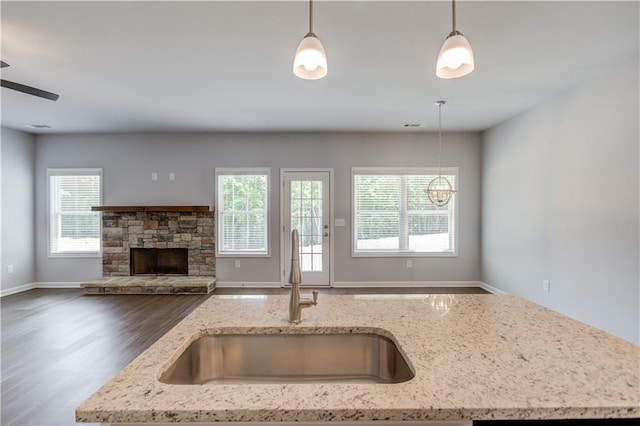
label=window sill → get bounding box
[351,251,458,258]
[48,253,102,259]
[216,253,271,258]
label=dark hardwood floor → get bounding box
[1,289,213,426]
[1,286,487,426]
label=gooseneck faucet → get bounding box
[288,229,318,324]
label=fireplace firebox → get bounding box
[130,248,188,276]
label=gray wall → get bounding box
[481,60,640,343]
[1,127,36,291]
[34,132,482,284]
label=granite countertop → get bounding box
[76,294,640,423]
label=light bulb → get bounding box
[442,49,466,70]
[303,61,318,72]
[300,50,323,71]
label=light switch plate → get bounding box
[335,218,346,227]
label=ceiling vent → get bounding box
[28,124,52,129]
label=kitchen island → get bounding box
[76,294,639,424]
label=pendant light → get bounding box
[293,0,328,80]
[436,0,475,79]
[425,101,457,206]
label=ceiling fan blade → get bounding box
[1,79,59,101]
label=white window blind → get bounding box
[48,169,102,257]
[352,168,456,256]
[216,168,270,256]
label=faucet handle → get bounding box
[312,290,319,304]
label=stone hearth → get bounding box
[82,276,216,295]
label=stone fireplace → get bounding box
[100,207,215,277]
[81,206,216,295]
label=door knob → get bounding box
[323,224,328,229]
[324,232,329,237]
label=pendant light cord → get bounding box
[452,0,457,33]
[438,105,442,176]
[309,0,314,34]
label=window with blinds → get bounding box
[216,168,270,256]
[48,169,102,257]
[352,167,457,256]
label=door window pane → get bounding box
[291,179,323,272]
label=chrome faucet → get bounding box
[288,229,318,324]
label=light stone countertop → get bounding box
[76,294,640,423]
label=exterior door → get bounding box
[282,170,331,286]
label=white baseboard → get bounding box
[0,282,36,297]
[0,282,84,297]
[215,281,283,288]
[34,282,83,289]
[332,281,484,288]
[477,281,507,295]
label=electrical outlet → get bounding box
[151,172,158,181]
[234,260,241,269]
[169,172,175,181]
[7,265,14,274]
[406,260,412,268]
[543,280,550,292]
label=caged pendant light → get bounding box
[293,0,328,80]
[425,101,457,207]
[436,0,475,79]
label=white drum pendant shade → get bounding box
[293,34,328,80]
[436,33,474,79]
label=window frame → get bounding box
[215,167,271,258]
[47,168,103,258]
[351,167,458,258]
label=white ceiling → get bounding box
[1,1,638,134]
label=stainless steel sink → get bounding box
[159,333,414,384]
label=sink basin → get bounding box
[159,332,414,384]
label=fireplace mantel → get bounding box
[92,205,212,212]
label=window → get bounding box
[48,168,102,257]
[352,167,457,256]
[216,168,270,256]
